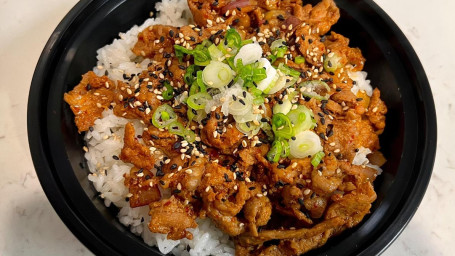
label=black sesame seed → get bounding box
[224,173,232,182]
[232,95,237,101]
[249,186,256,190]
[298,198,305,205]
[239,99,245,105]
[112,155,119,160]
[356,98,363,101]
[261,118,268,122]
[173,141,181,149]
[86,84,92,90]
[277,14,285,21]
[308,39,313,44]
[160,36,165,42]
[125,197,130,202]
[159,180,165,185]
[89,126,94,132]
[277,164,286,169]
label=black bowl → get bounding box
[27,0,437,255]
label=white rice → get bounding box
[349,71,373,97]
[85,0,234,255]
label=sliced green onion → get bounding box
[237,61,267,87]
[311,151,325,168]
[162,81,174,100]
[272,113,295,139]
[253,96,265,105]
[323,53,342,73]
[225,29,242,49]
[174,45,193,62]
[196,71,207,92]
[174,45,211,66]
[208,44,224,61]
[260,121,274,140]
[228,89,253,116]
[295,56,305,65]
[270,39,288,59]
[236,121,261,136]
[267,140,283,163]
[299,80,331,100]
[167,121,195,143]
[273,99,292,115]
[192,49,211,66]
[187,108,207,123]
[281,139,290,158]
[287,105,316,133]
[277,63,300,78]
[202,61,233,88]
[289,131,323,159]
[184,130,196,143]
[152,104,177,128]
[184,65,199,85]
[234,43,263,66]
[187,92,212,110]
[256,58,278,93]
[265,74,286,94]
[167,121,186,136]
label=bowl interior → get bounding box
[31,0,435,255]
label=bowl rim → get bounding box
[27,0,437,255]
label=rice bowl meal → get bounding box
[63,0,388,255]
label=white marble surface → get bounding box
[0,0,453,255]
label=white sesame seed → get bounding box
[205,186,211,192]
[304,189,311,195]
[177,183,182,190]
[334,149,341,153]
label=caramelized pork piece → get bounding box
[63,71,115,132]
[304,0,340,35]
[120,122,157,170]
[244,196,272,235]
[132,25,176,58]
[149,196,197,240]
[326,110,379,162]
[200,110,244,154]
[324,32,365,71]
[366,88,387,133]
[124,167,161,208]
[142,125,180,157]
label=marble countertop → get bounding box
[0,0,453,255]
